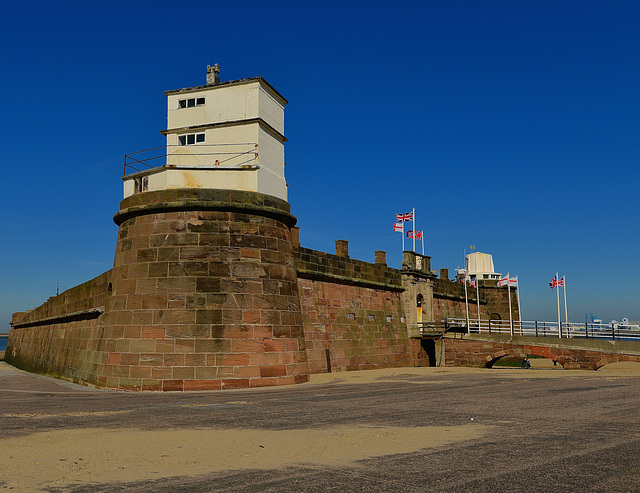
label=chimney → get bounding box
[291,226,300,247]
[440,268,449,280]
[374,251,387,266]
[335,240,349,258]
[206,64,221,85]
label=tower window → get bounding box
[178,133,205,145]
[134,176,148,194]
[178,97,205,108]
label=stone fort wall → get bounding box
[7,248,430,389]
[432,274,519,323]
[296,245,428,373]
[8,272,110,384]
[7,190,511,390]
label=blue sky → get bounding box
[1,0,639,329]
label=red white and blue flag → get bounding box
[393,222,404,232]
[395,211,414,222]
[407,230,422,239]
[549,276,564,290]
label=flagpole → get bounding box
[556,271,561,338]
[563,275,568,330]
[412,207,416,253]
[464,272,469,333]
[401,222,405,253]
[516,275,522,324]
[421,233,424,256]
[508,272,513,337]
[476,277,480,332]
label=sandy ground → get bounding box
[308,361,640,384]
[0,424,487,490]
[2,362,640,491]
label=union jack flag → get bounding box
[549,276,564,290]
[395,211,414,222]
[406,230,422,239]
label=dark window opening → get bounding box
[178,133,205,146]
[134,176,148,194]
[179,97,205,109]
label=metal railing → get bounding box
[419,318,640,341]
[123,143,259,175]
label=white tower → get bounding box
[123,65,288,201]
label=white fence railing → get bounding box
[420,318,640,341]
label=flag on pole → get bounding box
[406,230,422,239]
[395,211,414,222]
[549,276,564,290]
[469,278,476,288]
[393,223,404,232]
[498,275,509,287]
[508,277,518,287]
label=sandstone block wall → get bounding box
[296,247,428,372]
[7,273,110,382]
[443,337,640,369]
[483,285,520,321]
[8,191,520,390]
[432,279,519,322]
[102,189,309,390]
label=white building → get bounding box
[123,64,289,201]
[464,252,502,282]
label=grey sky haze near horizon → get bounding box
[1,0,639,328]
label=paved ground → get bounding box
[1,362,640,492]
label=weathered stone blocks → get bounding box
[101,188,309,390]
